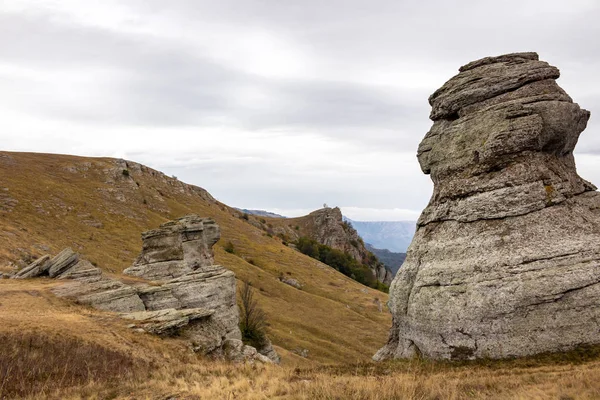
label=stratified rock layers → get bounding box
[375,53,600,361]
[17,215,278,362]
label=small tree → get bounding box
[239,281,267,348]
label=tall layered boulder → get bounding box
[123,216,241,344]
[375,52,600,361]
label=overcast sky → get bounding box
[1,1,599,220]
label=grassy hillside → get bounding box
[0,151,390,365]
[3,151,600,399]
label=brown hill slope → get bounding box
[0,151,390,364]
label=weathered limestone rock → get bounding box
[134,266,241,341]
[223,339,272,364]
[375,52,600,361]
[53,278,146,313]
[123,216,220,280]
[20,215,277,363]
[121,308,214,335]
[47,248,79,278]
[56,259,103,282]
[12,255,51,279]
[13,248,91,280]
[257,336,281,363]
[125,215,277,361]
[279,276,302,290]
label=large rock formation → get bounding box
[15,216,278,363]
[375,52,600,361]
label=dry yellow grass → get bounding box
[3,259,600,399]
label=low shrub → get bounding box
[224,241,235,254]
[238,281,268,349]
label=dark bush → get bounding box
[294,237,380,290]
[239,281,267,349]
[224,241,235,254]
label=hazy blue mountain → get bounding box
[366,243,406,275]
[343,217,416,252]
[235,208,286,218]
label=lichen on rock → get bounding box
[375,52,600,361]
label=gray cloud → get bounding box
[0,10,428,150]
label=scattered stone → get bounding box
[375,52,600,362]
[279,276,302,289]
[223,339,273,364]
[294,348,309,358]
[373,298,383,313]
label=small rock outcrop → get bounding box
[312,207,392,284]
[276,207,393,284]
[13,216,279,363]
[278,275,302,289]
[375,52,600,361]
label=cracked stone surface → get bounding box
[123,215,220,280]
[375,52,600,361]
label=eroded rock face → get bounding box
[375,52,600,361]
[136,265,242,342]
[123,216,220,280]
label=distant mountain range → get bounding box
[365,244,406,275]
[235,208,286,218]
[343,218,416,253]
